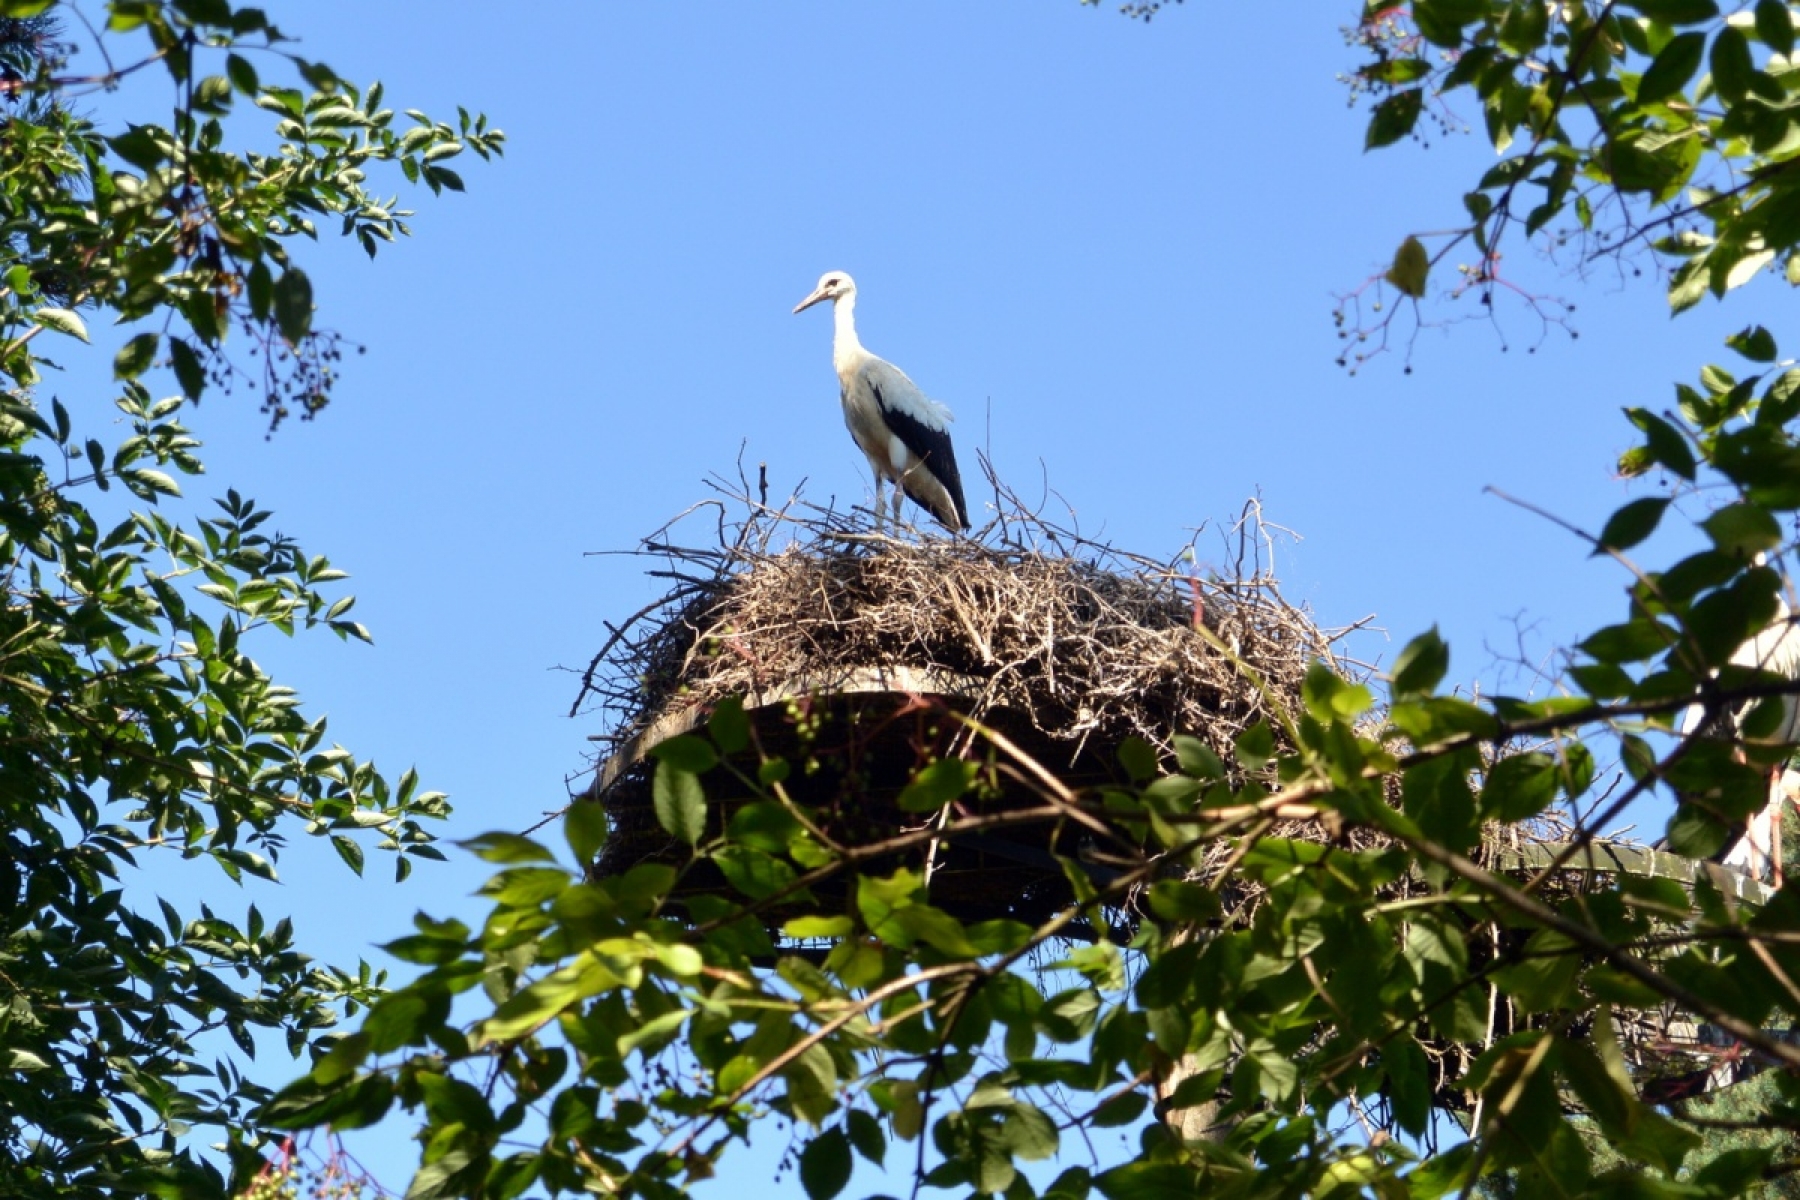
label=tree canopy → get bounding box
[17,1,1800,1198]
[258,4,1800,1199]
[0,2,498,1195]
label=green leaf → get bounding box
[1697,1146,1780,1194]
[709,696,749,755]
[480,955,619,1042]
[1609,128,1703,202]
[1668,257,1710,315]
[1046,1166,1094,1200]
[1482,752,1560,821]
[1390,626,1450,696]
[799,1128,853,1200]
[1702,502,1782,557]
[846,1108,886,1166]
[1385,234,1430,298]
[363,994,433,1054]
[564,799,607,865]
[1365,89,1423,150]
[619,861,676,905]
[1728,325,1780,364]
[998,1100,1060,1158]
[1117,735,1157,782]
[33,307,88,342]
[1581,618,1675,664]
[1495,930,1581,1013]
[653,758,707,845]
[1090,1090,1147,1129]
[1303,660,1373,719]
[1383,1037,1432,1137]
[785,1042,840,1126]
[381,930,469,966]
[226,52,260,95]
[1757,0,1795,54]
[616,1007,694,1058]
[1637,31,1705,105]
[195,74,233,112]
[1147,879,1222,923]
[1596,497,1670,553]
[5,1048,48,1071]
[1235,722,1274,770]
[1635,0,1719,22]
[649,733,717,774]
[1413,0,1489,46]
[1143,772,1201,810]
[1095,1163,1202,1200]
[784,914,853,939]
[330,836,364,876]
[273,268,315,342]
[1711,26,1755,105]
[1172,734,1222,779]
[713,845,796,900]
[264,1074,395,1132]
[113,332,158,379]
[459,832,559,863]
[1626,407,1696,480]
[123,468,180,498]
[168,336,207,400]
[897,758,977,812]
[1403,753,1478,853]
[727,800,802,853]
[1498,0,1548,54]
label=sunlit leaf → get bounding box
[1596,497,1670,554]
[1385,234,1430,298]
[1637,31,1705,104]
[1365,89,1422,150]
[653,759,707,845]
[799,1128,853,1200]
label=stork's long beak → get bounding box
[793,287,829,314]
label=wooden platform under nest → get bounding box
[588,670,1134,932]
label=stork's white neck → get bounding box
[831,294,865,373]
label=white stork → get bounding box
[793,271,970,533]
[1680,561,1800,884]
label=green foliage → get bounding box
[264,462,1800,1199]
[0,3,497,1196]
[1342,0,1800,359]
[253,3,1800,1198]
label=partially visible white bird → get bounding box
[1680,562,1800,883]
[793,271,969,533]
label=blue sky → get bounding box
[69,0,1780,1190]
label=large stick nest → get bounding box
[573,473,1355,776]
[568,469,1366,925]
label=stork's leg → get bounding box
[1776,801,1785,888]
[1755,768,1784,885]
[871,479,886,533]
[890,485,905,531]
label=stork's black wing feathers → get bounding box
[869,380,969,530]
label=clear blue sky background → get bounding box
[66,0,1779,1191]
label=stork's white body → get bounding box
[793,272,969,532]
[1682,577,1800,882]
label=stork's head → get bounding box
[793,271,856,314]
